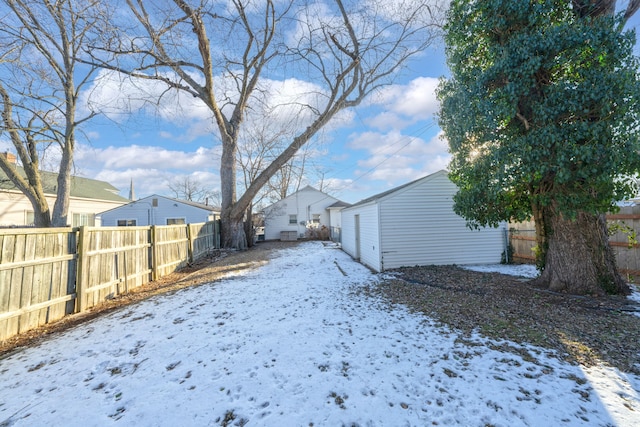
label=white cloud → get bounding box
[75,144,219,171]
[78,70,214,142]
[83,131,100,140]
[368,76,441,130]
[347,129,450,188]
[71,143,222,198]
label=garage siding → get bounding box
[340,202,381,272]
[378,172,505,270]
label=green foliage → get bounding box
[437,0,640,228]
[608,220,638,248]
[530,245,546,271]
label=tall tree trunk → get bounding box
[29,194,52,227]
[52,144,73,227]
[220,136,247,249]
[221,214,247,250]
[244,204,254,248]
[531,208,630,295]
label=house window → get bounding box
[312,214,321,224]
[25,211,34,226]
[166,217,186,225]
[73,213,95,227]
[117,219,137,226]
[289,214,297,224]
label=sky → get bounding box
[0,241,638,426]
[1,1,639,207]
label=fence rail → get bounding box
[1,220,220,341]
[509,205,640,278]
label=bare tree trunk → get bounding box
[244,204,254,248]
[531,208,630,295]
[222,215,247,251]
[52,139,73,227]
[220,134,245,248]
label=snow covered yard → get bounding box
[0,241,638,426]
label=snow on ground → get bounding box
[628,284,640,311]
[464,263,539,279]
[1,242,639,426]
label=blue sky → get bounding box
[2,2,639,208]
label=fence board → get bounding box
[7,233,26,337]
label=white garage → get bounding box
[340,170,507,272]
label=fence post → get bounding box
[151,225,159,281]
[504,226,510,264]
[75,226,89,313]
[216,219,221,249]
[186,223,195,263]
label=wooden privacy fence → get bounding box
[509,205,640,278]
[0,220,220,341]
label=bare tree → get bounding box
[236,114,284,246]
[87,0,444,248]
[0,0,105,226]
[167,175,220,205]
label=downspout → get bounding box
[378,202,384,272]
[503,223,510,264]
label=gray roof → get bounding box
[98,194,221,215]
[0,165,129,203]
[327,200,351,209]
[161,195,220,212]
[348,170,447,208]
[263,185,349,211]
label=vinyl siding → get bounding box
[263,187,339,241]
[378,172,504,270]
[99,196,216,226]
[340,170,505,272]
[340,202,381,272]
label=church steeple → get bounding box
[128,179,136,201]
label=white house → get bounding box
[98,195,220,226]
[340,170,506,272]
[0,152,129,227]
[262,186,349,241]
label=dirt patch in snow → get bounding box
[368,265,640,375]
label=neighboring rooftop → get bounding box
[0,163,129,203]
[327,200,351,209]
